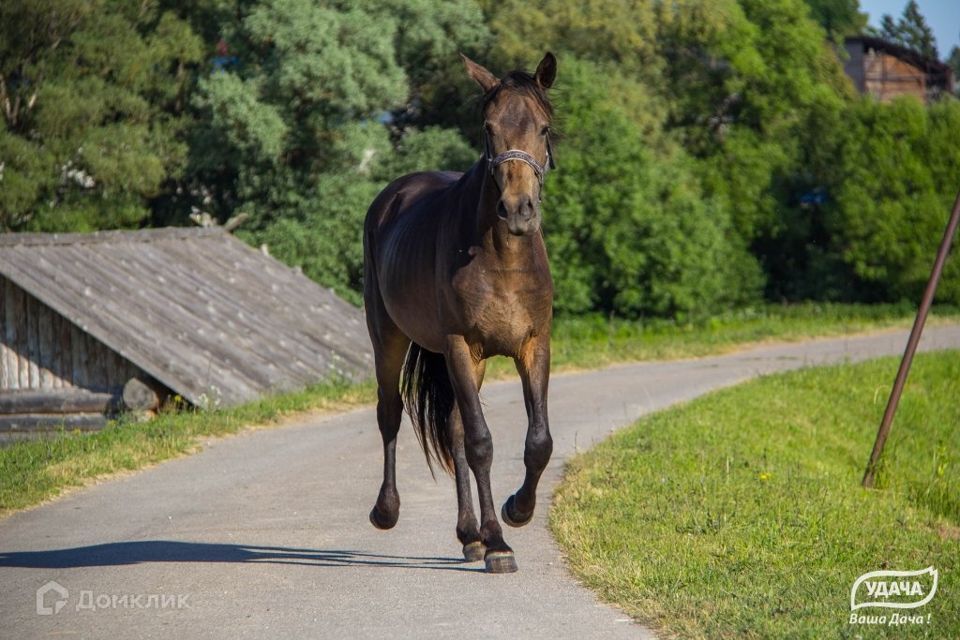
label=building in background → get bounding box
[0,228,372,440]
[844,36,955,103]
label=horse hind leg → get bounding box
[368,325,409,530]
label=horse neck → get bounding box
[463,158,543,270]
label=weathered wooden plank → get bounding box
[124,242,287,388]
[174,240,370,374]
[69,243,262,396]
[4,279,17,389]
[48,311,61,389]
[191,238,372,375]
[0,276,8,389]
[0,390,115,414]
[0,226,222,247]
[10,246,240,403]
[70,322,89,389]
[37,298,58,388]
[85,324,106,391]
[26,293,41,388]
[102,345,117,392]
[0,413,107,432]
[11,281,27,389]
[0,228,371,408]
[57,311,73,388]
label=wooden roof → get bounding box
[0,228,372,407]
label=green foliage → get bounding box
[194,73,288,165]
[875,0,939,60]
[802,0,867,41]
[818,97,960,303]
[3,0,958,319]
[545,58,760,317]
[244,0,408,119]
[0,0,202,231]
[949,47,960,91]
[482,0,659,75]
[175,0,485,299]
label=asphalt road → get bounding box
[2,326,958,640]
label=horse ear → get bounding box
[535,52,557,89]
[460,53,498,93]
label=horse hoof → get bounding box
[462,541,486,562]
[369,506,398,530]
[501,494,533,528]
[484,550,518,574]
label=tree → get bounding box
[947,46,960,94]
[0,1,203,231]
[808,97,960,303]
[542,58,761,318]
[802,0,867,42]
[898,0,938,59]
[877,0,939,59]
[480,0,660,78]
[177,0,488,300]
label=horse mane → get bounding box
[482,70,553,119]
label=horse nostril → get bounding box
[521,197,535,219]
[497,201,508,220]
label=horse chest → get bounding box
[451,264,551,355]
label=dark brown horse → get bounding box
[362,53,557,573]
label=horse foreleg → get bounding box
[502,333,552,528]
[445,337,516,573]
[450,404,483,561]
[451,357,486,561]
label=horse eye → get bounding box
[541,126,550,136]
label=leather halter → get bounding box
[482,129,556,195]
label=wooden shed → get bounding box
[843,36,955,104]
[0,227,372,439]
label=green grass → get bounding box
[0,302,956,518]
[550,351,960,639]
[489,302,958,377]
[0,378,376,516]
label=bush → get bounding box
[544,58,761,318]
[819,97,960,304]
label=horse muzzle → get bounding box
[497,195,541,236]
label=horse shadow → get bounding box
[0,540,483,573]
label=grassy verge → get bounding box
[490,302,958,377]
[0,302,955,518]
[0,379,375,516]
[550,351,960,639]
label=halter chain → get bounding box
[482,129,555,191]
[489,150,546,182]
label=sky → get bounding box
[858,0,960,58]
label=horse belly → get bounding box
[383,297,447,353]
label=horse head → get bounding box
[462,52,557,236]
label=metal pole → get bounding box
[862,188,960,488]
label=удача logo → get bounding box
[850,566,938,610]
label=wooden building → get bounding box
[0,227,372,439]
[844,36,955,104]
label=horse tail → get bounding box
[401,343,456,477]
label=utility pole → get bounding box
[862,188,960,488]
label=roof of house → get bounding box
[0,227,373,407]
